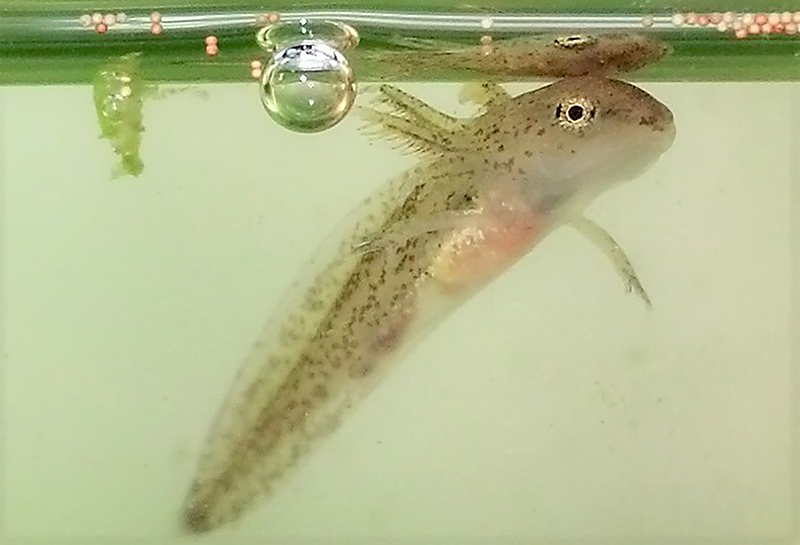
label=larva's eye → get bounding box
[555,97,596,130]
[554,34,597,49]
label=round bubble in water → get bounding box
[259,41,357,133]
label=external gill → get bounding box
[358,84,471,158]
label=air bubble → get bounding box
[257,20,358,133]
[260,41,356,133]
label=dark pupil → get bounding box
[567,105,584,121]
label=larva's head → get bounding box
[535,33,671,77]
[478,77,675,210]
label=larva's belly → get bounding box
[430,209,548,292]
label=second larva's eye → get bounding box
[554,34,597,49]
[556,97,596,130]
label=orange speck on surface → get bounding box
[786,22,798,34]
[748,23,761,34]
[206,44,219,56]
[205,35,218,46]
[735,28,748,38]
[267,12,281,23]
[251,68,263,79]
[755,13,767,24]
[150,11,162,23]
[151,22,163,35]
[95,22,108,34]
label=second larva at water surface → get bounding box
[181,76,675,534]
[366,32,670,79]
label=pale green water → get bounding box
[1,81,798,543]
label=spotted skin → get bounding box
[367,33,671,80]
[181,77,675,534]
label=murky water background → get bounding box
[1,80,798,543]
